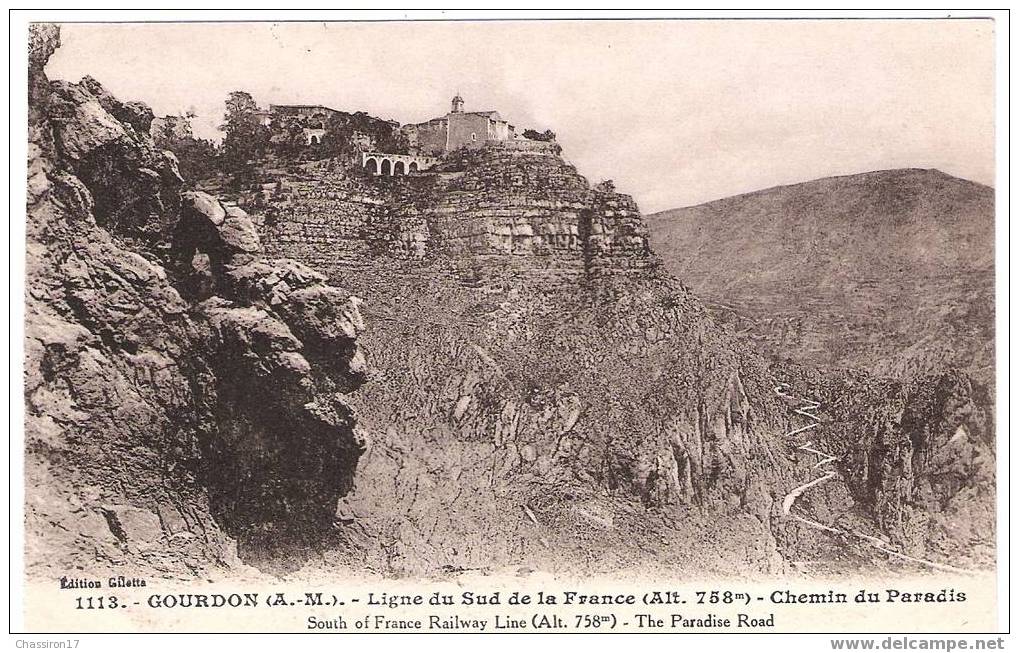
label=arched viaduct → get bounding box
[361,152,439,176]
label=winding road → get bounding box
[773,383,974,575]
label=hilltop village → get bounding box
[261,94,521,152]
[241,92,650,277]
[152,93,560,182]
[153,89,647,277]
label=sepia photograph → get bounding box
[11,10,1007,641]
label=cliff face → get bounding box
[25,25,368,578]
[330,270,798,575]
[256,145,655,282]
[236,144,994,576]
[770,366,995,571]
[642,170,997,570]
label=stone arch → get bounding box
[365,158,378,175]
[409,161,418,173]
[394,161,406,176]
[380,159,392,176]
[310,135,321,145]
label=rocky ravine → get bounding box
[26,24,368,578]
[27,23,996,581]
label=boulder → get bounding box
[221,205,261,254]
[47,81,128,162]
[79,76,154,133]
[183,190,226,226]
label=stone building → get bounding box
[269,104,340,145]
[269,104,340,121]
[402,94,516,156]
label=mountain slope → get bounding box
[646,169,995,387]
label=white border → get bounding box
[5,8,1011,649]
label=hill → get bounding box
[646,169,995,388]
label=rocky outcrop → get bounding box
[796,368,995,566]
[418,147,653,266]
[25,25,368,577]
[46,77,184,249]
[254,146,657,285]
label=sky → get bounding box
[45,19,995,213]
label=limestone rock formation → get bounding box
[25,24,368,578]
[254,146,656,282]
[797,367,995,567]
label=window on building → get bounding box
[471,133,477,141]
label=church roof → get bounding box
[403,108,505,128]
[269,104,340,114]
[460,110,503,120]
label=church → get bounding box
[401,94,517,156]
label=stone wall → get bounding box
[253,163,390,270]
[402,118,447,156]
[447,112,492,151]
[487,139,559,153]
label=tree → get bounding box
[219,91,270,178]
[522,128,556,142]
[152,111,219,185]
[269,114,309,161]
[315,111,408,163]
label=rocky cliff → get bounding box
[254,145,655,283]
[645,171,997,570]
[226,138,995,576]
[26,24,368,578]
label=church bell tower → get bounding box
[451,93,464,114]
